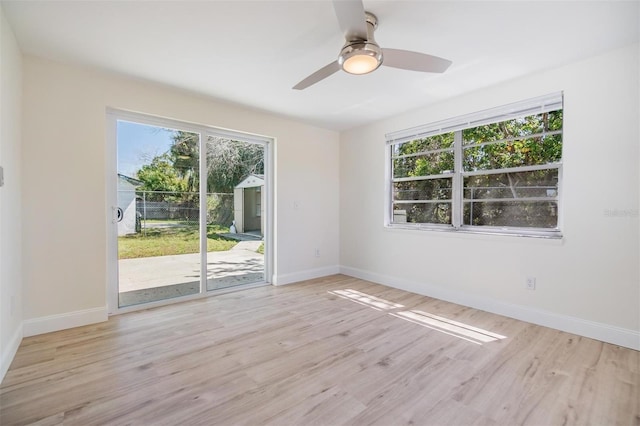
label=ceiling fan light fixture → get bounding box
[338,42,383,75]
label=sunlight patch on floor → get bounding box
[329,289,405,311]
[329,288,507,345]
[391,310,507,345]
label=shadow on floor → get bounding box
[218,232,262,241]
[119,272,265,307]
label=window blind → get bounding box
[386,92,563,146]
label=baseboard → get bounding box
[23,307,108,337]
[340,266,640,351]
[0,323,23,383]
[273,265,341,286]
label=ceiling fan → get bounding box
[293,0,452,90]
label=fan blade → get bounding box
[293,61,341,90]
[333,0,368,41]
[382,48,452,73]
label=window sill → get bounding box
[385,223,563,241]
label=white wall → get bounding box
[0,5,23,381]
[21,56,340,332]
[340,44,640,349]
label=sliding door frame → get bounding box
[106,108,274,315]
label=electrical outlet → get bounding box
[314,248,320,257]
[525,277,536,290]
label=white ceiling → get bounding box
[2,0,639,131]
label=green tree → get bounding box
[136,154,184,201]
[135,131,265,204]
[165,132,264,194]
[169,131,200,195]
[206,137,264,193]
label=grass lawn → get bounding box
[118,225,237,259]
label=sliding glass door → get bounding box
[108,111,271,312]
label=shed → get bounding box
[233,174,264,235]
[117,174,143,236]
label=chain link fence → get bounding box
[117,190,234,234]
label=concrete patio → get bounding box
[118,240,264,307]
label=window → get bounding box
[387,93,563,237]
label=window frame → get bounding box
[106,108,275,315]
[385,93,563,239]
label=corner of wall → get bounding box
[0,4,24,384]
[0,323,23,382]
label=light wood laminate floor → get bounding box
[1,275,638,425]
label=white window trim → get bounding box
[384,93,563,239]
